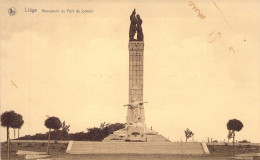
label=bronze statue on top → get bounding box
[129,9,144,41]
[136,14,143,41]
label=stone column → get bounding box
[127,41,145,126]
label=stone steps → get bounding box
[70,142,202,146]
[67,141,205,154]
[146,134,169,142]
[103,134,125,142]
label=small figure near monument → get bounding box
[129,9,144,41]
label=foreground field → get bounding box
[1,142,260,160]
[1,142,66,160]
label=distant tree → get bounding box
[238,139,250,143]
[227,119,243,156]
[44,121,70,140]
[10,112,18,139]
[11,113,24,139]
[50,130,63,140]
[100,122,109,129]
[18,122,126,141]
[44,116,62,154]
[86,122,126,141]
[184,128,194,142]
[1,111,18,160]
[227,130,233,143]
[86,127,103,141]
[106,123,125,134]
[18,133,47,140]
[70,132,88,141]
[61,121,70,139]
[17,114,24,139]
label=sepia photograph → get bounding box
[1,0,260,159]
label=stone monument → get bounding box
[103,9,168,142]
[66,10,209,154]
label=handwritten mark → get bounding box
[196,1,238,54]
[207,30,221,43]
[208,2,237,53]
[207,30,237,53]
[212,1,231,30]
[11,81,19,88]
[188,1,206,19]
[207,29,237,53]
[228,47,236,54]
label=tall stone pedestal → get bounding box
[126,41,145,141]
[127,41,145,126]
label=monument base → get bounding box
[103,125,169,142]
[66,141,208,155]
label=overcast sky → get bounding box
[1,0,260,142]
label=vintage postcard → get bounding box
[1,0,260,159]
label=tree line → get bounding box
[18,121,125,141]
[1,110,244,159]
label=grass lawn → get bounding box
[1,142,67,160]
[1,142,260,160]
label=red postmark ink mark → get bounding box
[188,1,206,19]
